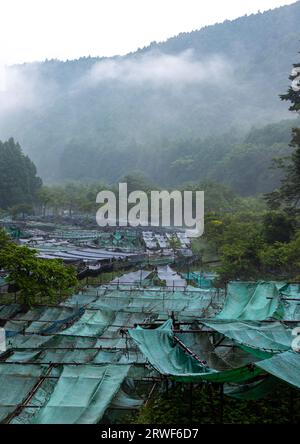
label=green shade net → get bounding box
[53,229,101,240]
[216,282,283,321]
[89,288,218,319]
[64,289,105,307]
[182,272,216,289]
[279,284,300,321]
[128,320,262,383]
[11,366,62,424]
[109,389,144,410]
[6,334,50,349]
[203,320,293,355]
[0,304,22,318]
[4,306,82,335]
[35,336,98,364]
[176,329,262,370]
[0,364,45,422]
[58,308,115,337]
[225,376,277,400]
[111,270,151,285]
[2,278,299,424]
[280,284,300,297]
[93,350,146,365]
[255,351,300,389]
[6,350,42,363]
[32,364,130,424]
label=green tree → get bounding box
[0,138,42,209]
[168,234,181,252]
[8,203,34,219]
[37,186,56,217]
[216,221,265,284]
[266,55,300,209]
[0,229,10,249]
[120,171,155,193]
[280,59,300,112]
[0,237,77,305]
[259,232,300,278]
[266,129,300,209]
[262,211,295,244]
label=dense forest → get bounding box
[0,2,300,187]
[56,118,299,195]
[0,138,42,210]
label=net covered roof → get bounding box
[0,273,299,423]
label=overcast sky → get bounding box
[0,0,298,65]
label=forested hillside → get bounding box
[0,138,42,209]
[0,2,300,191]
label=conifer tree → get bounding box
[266,56,300,210]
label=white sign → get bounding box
[96,183,204,238]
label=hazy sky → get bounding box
[0,0,298,64]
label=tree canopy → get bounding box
[0,229,77,305]
[265,52,300,210]
[0,138,42,210]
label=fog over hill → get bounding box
[0,1,299,191]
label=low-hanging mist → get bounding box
[0,2,299,193]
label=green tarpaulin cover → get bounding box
[203,320,292,354]
[129,320,262,383]
[0,364,45,422]
[225,376,277,400]
[58,308,115,337]
[255,351,300,389]
[216,282,283,321]
[1,277,299,424]
[32,364,130,424]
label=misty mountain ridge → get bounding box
[0,1,300,193]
